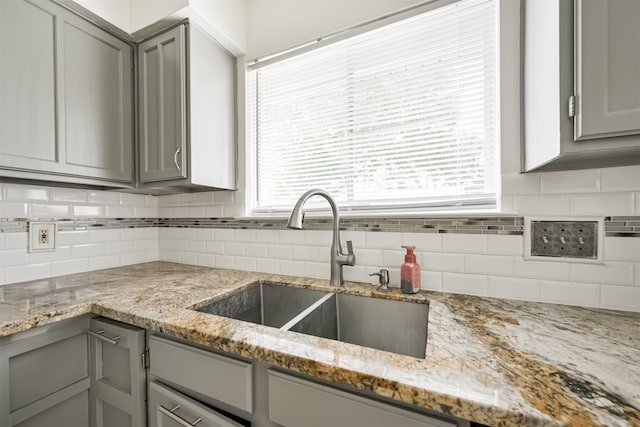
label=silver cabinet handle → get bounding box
[159,404,202,426]
[174,147,182,171]
[87,329,121,345]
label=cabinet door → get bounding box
[575,0,640,140]
[0,316,91,427]
[139,25,188,183]
[61,12,134,182]
[149,381,245,427]
[0,0,60,172]
[88,318,146,427]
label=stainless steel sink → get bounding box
[288,293,428,358]
[195,283,327,328]
[193,282,429,358]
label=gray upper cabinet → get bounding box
[0,0,134,186]
[138,25,188,183]
[138,21,237,193]
[574,0,640,140]
[523,0,640,172]
[62,12,134,182]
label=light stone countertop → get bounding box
[0,261,638,427]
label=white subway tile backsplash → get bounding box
[30,246,71,264]
[214,229,235,242]
[0,202,28,218]
[224,242,245,256]
[255,229,279,243]
[52,258,89,276]
[279,260,306,277]
[267,245,291,259]
[71,243,105,259]
[570,262,635,286]
[196,253,215,267]
[514,258,571,281]
[89,255,121,271]
[57,231,89,246]
[420,271,442,291]
[235,256,257,271]
[601,165,640,192]
[341,231,366,249]
[0,250,30,267]
[256,258,279,274]
[279,230,306,245]
[174,240,190,251]
[196,229,215,241]
[205,241,224,254]
[107,205,135,217]
[213,191,234,205]
[5,262,51,283]
[89,229,121,243]
[187,206,206,217]
[204,205,224,217]
[291,245,322,262]
[6,232,27,249]
[540,169,601,194]
[304,230,332,246]
[423,252,465,273]
[121,228,148,241]
[540,281,600,308]
[180,252,198,265]
[194,192,215,204]
[188,240,206,253]
[121,252,148,266]
[135,239,157,252]
[51,189,88,203]
[104,241,134,255]
[215,255,235,269]
[365,232,401,249]
[513,195,571,216]
[600,285,640,312]
[30,203,70,218]
[234,229,256,243]
[487,277,540,302]
[0,267,5,285]
[501,173,540,196]
[304,261,327,279]
[441,234,486,254]
[245,243,267,258]
[355,248,384,267]
[382,250,407,269]
[135,206,157,218]
[401,233,442,252]
[0,234,5,250]
[4,185,48,201]
[487,235,523,256]
[88,191,120,204]
[465,255,514,277]
[604,237,640,262]
[570,193,634,216]
[442,273,488,296]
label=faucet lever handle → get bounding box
[345,240,356,266]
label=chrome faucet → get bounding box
[287,189,355,286]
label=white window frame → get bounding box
[242,0,520,218]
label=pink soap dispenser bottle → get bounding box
[400,245,420,294]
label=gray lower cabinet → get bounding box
[88,317,146,427]
[268,370,457,427]
[0,0,134,186]
[0,316,92,427]
[138,20,236,193]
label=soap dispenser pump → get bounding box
[400,245,420,294]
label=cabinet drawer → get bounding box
[268,370,457,427]
[149,336,253,413]
[149,381,245,427]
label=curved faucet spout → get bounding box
[287,189,355,286]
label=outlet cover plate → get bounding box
[524,216,604,264]
[28,221,56,253]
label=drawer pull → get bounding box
[174,147,182,171]
[159,404,202,426]
[87,329,121,345]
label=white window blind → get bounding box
[248,0,498,214]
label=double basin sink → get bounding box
[193,282,429,358]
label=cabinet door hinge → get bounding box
[142,348,150,369]
[568,95,576,119]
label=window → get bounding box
[247,0,498,214]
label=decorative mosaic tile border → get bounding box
[1,216,638,237]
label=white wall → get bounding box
[73,0,131,31]
[246,0,423,59]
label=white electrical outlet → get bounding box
[28,221,56,252]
